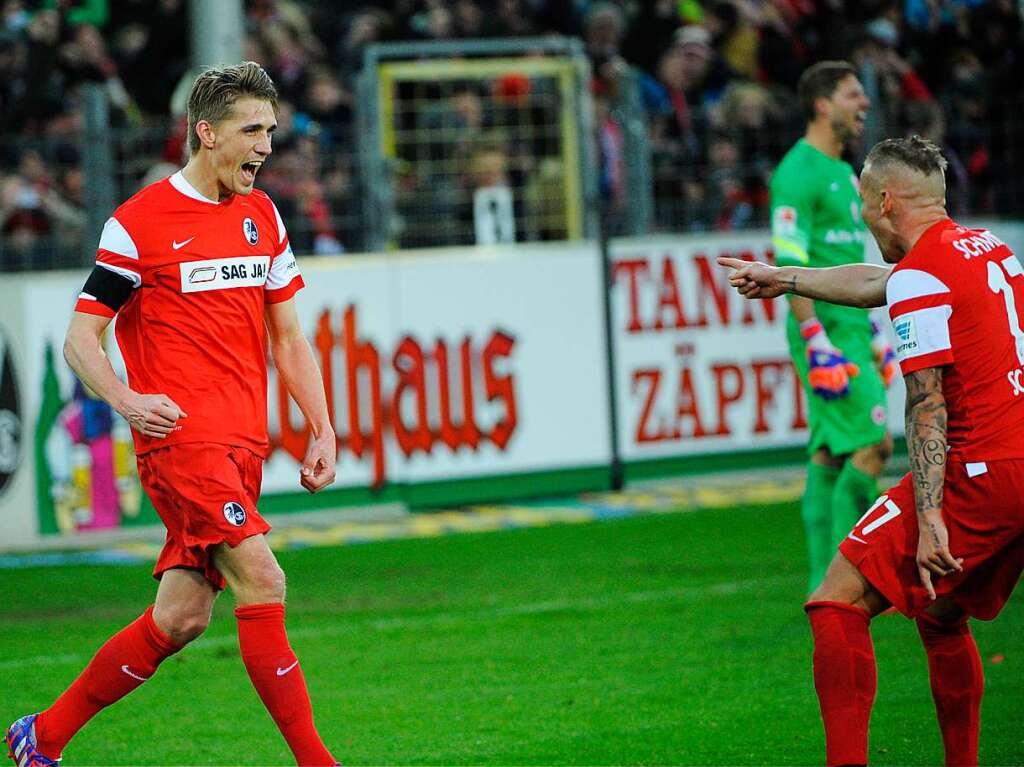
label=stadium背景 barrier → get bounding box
[2,223,1022,550]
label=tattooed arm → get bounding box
[905,366,963,599]
[717,257,890,308]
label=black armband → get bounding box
[82,265,136,312]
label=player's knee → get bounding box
[154,604,211,645]
[238,561,287,604]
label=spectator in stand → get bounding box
[593,90,626,230]
[492,0,537,37]
[1,0,1022,261]
[702,130,755,231]
[583,2,630,97]
[110,0,187,116]
[853,17,936,153]
[60,21,138,122]
[943,46,994,213]
[451,0,485,38]
[621,0,683,77]
[331,8,393,88]
[704,1,759,80]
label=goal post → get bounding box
[357,38,597,251]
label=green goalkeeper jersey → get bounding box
[770,138,870,330]
[771,138,886,456]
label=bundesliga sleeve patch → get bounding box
[891,305,954,373]
[892,315,919,360]
[772,206,798,237]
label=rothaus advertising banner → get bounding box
[0,242,612,547]
[608,233,907,463]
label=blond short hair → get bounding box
[187,61,278,155]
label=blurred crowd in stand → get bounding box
[1,0,1022,265]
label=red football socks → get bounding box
[916,614,983,767]
[36,606,180,757]
[805,601,877,767]
[236,603,335,766]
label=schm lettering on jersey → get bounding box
[179,256,270,293]
[952,231,1006,259]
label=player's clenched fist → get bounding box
[120,392,188,438]
[300,430,337,493]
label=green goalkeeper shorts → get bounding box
[787,316,889,457]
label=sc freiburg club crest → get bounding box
[223,501,247,527]
[243,217,259,246]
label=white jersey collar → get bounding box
[169,170,221,205]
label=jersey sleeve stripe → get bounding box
[270,200,288,245]
[772,237,809,265]
[265,274,305,304]
[97,250,142,273]
[74,296,116,318]
[899,349,954,375]
[885,268,951,305]
[97,260,142,288]
[98,216,140,260]
[888,294,952,319]
[273,234,291,259]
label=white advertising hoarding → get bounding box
[1,242,612,547]
[608,233,907,463]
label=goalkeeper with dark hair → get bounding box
[770,61,895,592]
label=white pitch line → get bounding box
[0,575,796,672]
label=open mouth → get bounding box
[240,160,262,185]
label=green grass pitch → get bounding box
[0,501,1020,765]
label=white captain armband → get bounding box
[82,265,136,313]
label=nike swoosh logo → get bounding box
[172,237,195,250]
[121,664,149,681]
[847,533,867,544]
[276,660,300,677]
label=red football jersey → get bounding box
[75,171,304,457]
[886,218,1024,461]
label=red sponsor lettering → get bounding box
[751,359,789,434]
[482,331,517,449]
[435,338,481,450]
[613,258,649,333]
[614,247,778,332]
[711,363,745,436]
[393,337,432,456]
[653,256,688,331]
[693,255,730,328]
[629,357,803,445]
[674,364,708,438]
[632,368,669,443]
[270,306,519,488]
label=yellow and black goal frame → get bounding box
[356,37,600,251]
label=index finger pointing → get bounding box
[717,256,747,271]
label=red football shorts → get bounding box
[840,458,1024,620]
[138,443,272,590]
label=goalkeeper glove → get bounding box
[870,319,897,387]
[800,318,859,400]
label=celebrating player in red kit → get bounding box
[721,136,1024,767]
[5,63,338,766]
